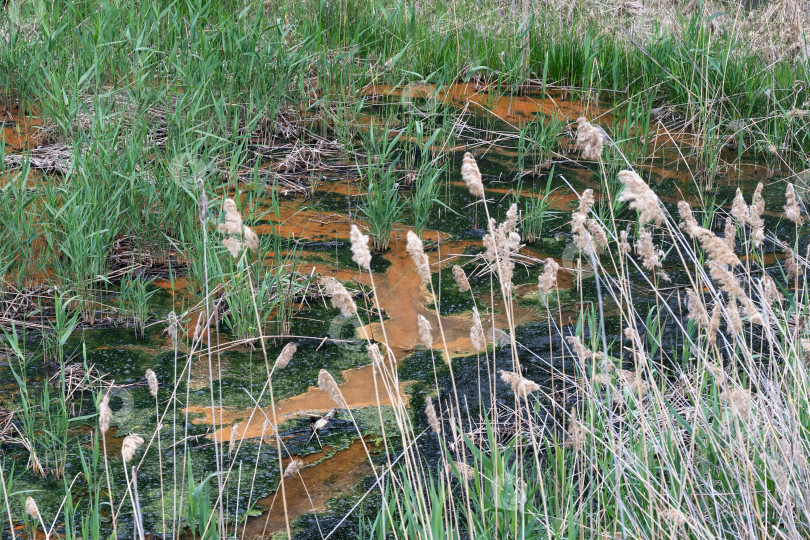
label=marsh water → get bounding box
[1,84,802,538]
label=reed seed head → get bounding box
[320,276,357,317]
[229,424,239,455]
[284,458,303,478]
[470,307,485,351]
[538,258,560,295]
[575,117,604,161]
[99,393,112,435]
[406,231,431,284]
[222,236,243,259]
[25,497,39,519]
[417,314,433,348]
[635,228,663,272]
[145,369,158,398]
[731,188,749,225]
[121,433,145,463]
[243,226,259,253]
[350,224,372,270]
[367,343,384,366]
[447,461,476,481]
[749,182,765,247]
[499,370,541,398]
[425,395,441,435]
[318,369,344,407]
[452,265,470,292]
[784,182,804,225]
[617,170,665,226]
[274,342,297,370]
[723,217,736,250]
[460,152,484,197]
[167,311,179,348]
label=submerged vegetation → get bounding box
[0,0,809,538]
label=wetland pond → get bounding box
[1,83,805,539]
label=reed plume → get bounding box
[538,258,560,295]
[635,228,664,272]
[731,188,749,225]
[749,182,765,247]
[483,203,522,288]
[499,370,541,398]
[320,276,357,317]
[367,343,384,366]
[229,424,239,456]
[167,311,179,348]
[723,217,736,249]
[572,189,607,253]
[417,314,433,348]
[784,182,804,225]
[406,231,431,284]
[425,395,441,435]
[460,152,484,197]
[99,393,112,434]
[575,116,604,161]
[284,459,303,478]
[318,369,345,407]
[145,369,158,398]
[121,434,145,463]
[274,342,297,370]
[350,224,372,270]
[25,497,40,519]
[617,170,665,226]
[470,307,485,351]
[452,265,470,292]
[218,198,259,258]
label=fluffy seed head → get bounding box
[452,265,470,292]
[575,117,604,161]
[470,307,485,351]
[167,311,179,348]
[318,369,344,407]
[145,369,158,398]
[784,183,804,225]
[284,459,303,478]
[425,395,441,435]
[731,188,749,225]
[121,433,145,463]
[320,277,357,317]
[25,497,39,519]
[350,224,372,270]
[460,152,484,197]
[417,314,433,348]
[99,393,112,435]
[617,170,665,226]
[367,343,384,366]
[406,231,431,284]
[538,258,560,295]
[499,370,541,398]
[274,342,297,370]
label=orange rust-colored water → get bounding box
[240,440,374,538]
[363,82,612,127]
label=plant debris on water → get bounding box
[1,0,809,538]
